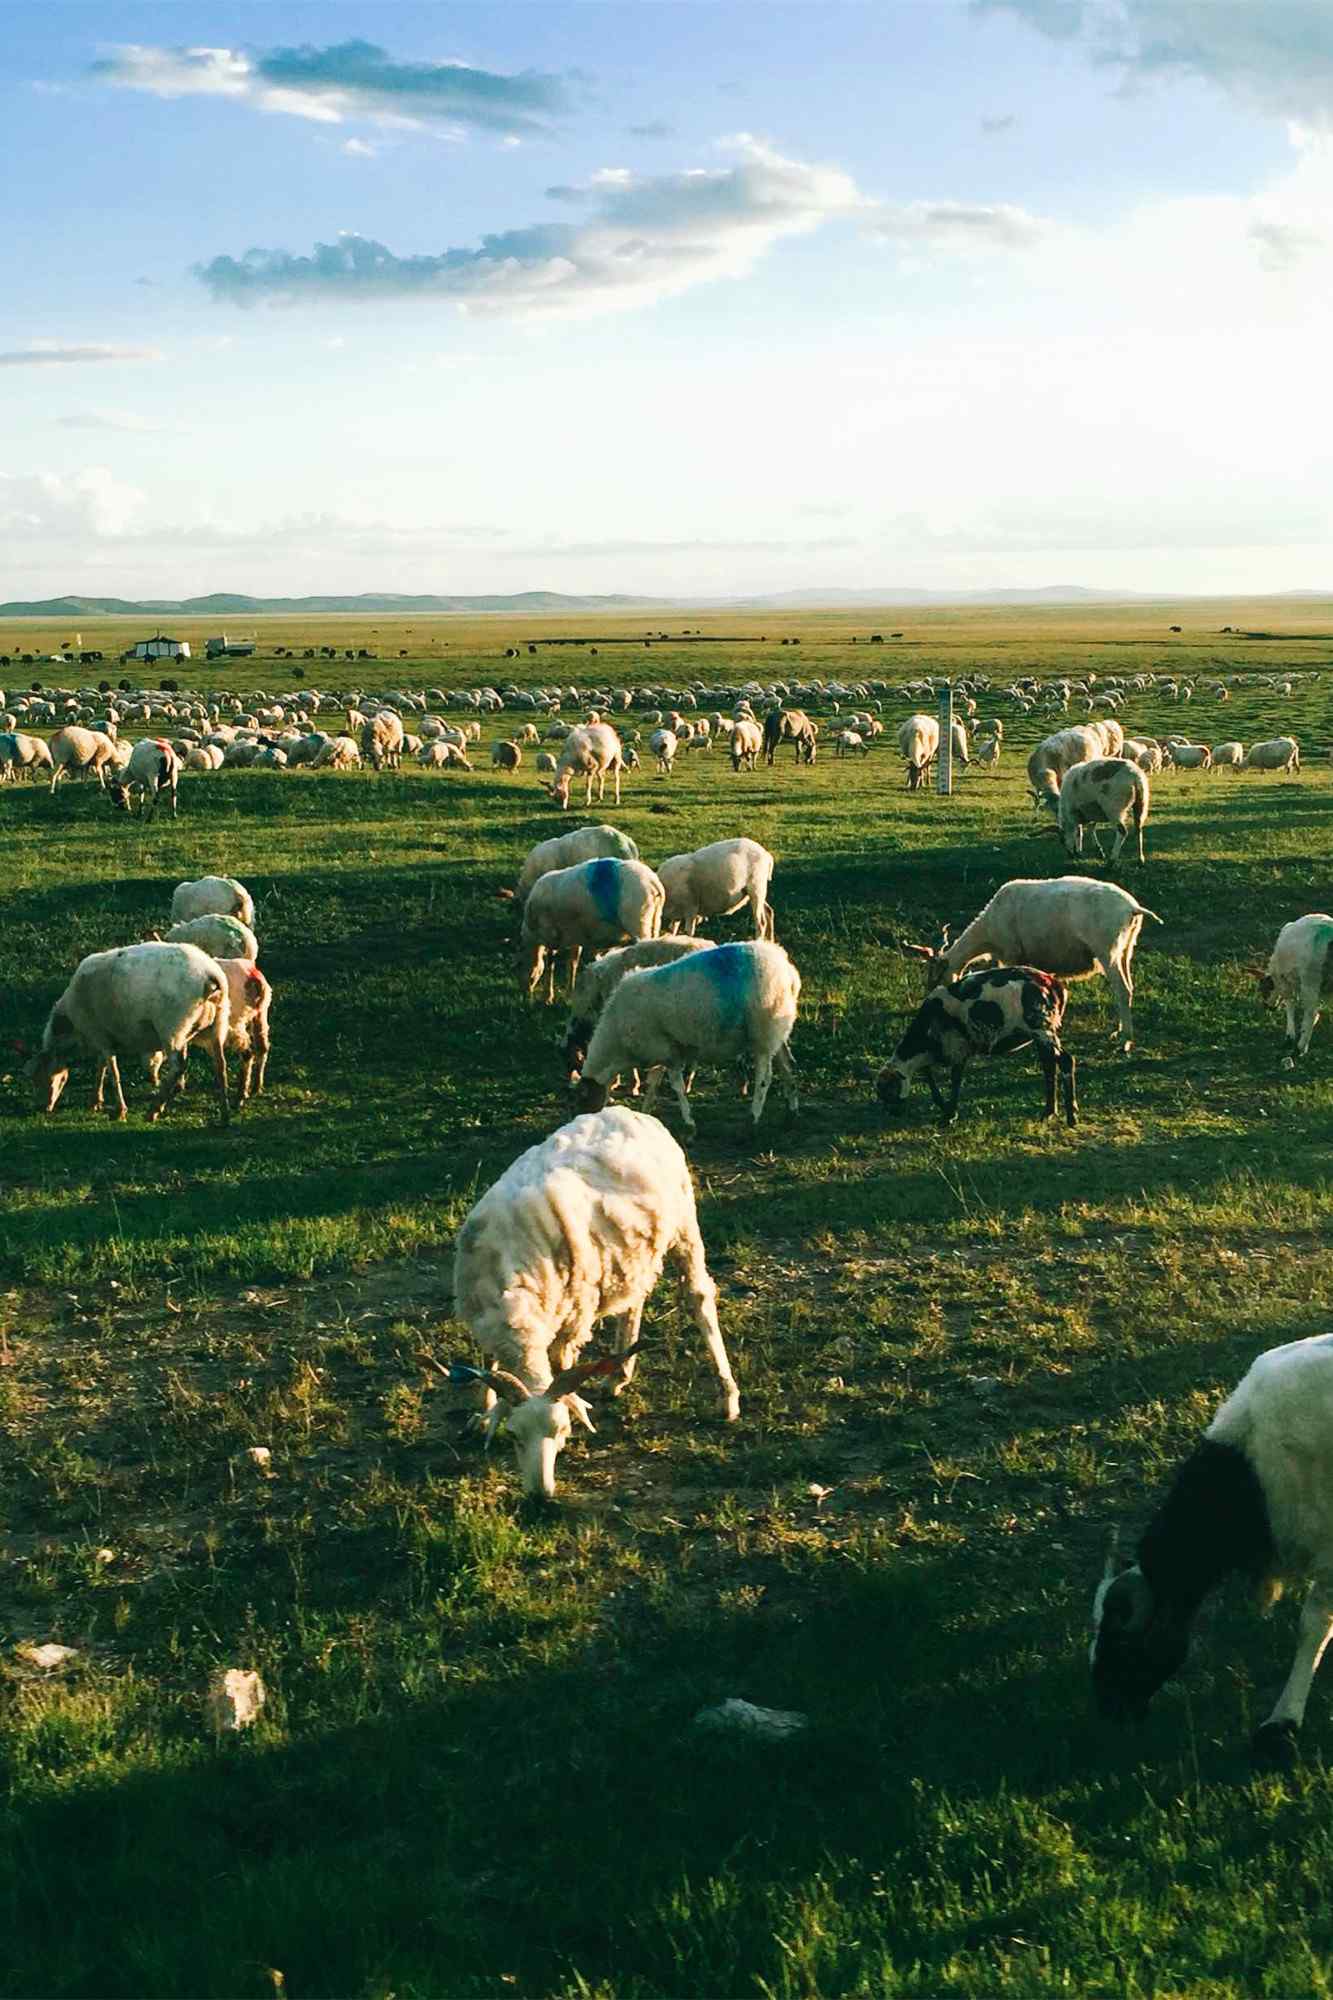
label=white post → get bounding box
[937,682,953,796]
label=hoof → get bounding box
[1252,1719,1300,1769]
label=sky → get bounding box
[4,0,1333,601]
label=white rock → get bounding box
[207,1667,267,1733]
[18,1643,79,1671]
[247,1447,274,1476]
[693,1697,808,1740]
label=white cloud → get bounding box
[54,411,165,434]
[976,2,1333,129]
[0,468,147,540]
[873,200,1052,252]
[196,134,872,319]
[0,343,165,367]
[92,39,575,139]
[342,137,377,158]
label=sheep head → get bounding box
[475,1346,643,1500]
[1089,1532,1190,1723]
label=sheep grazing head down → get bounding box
[1089,1535,1191,1722]
[27,1015,74,1113]
[465,1348,640,1500]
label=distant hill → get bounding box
[0,590,665,618]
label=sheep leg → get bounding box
[523,945,545,1002]
[565,946,583,999]
[1253,1580,1333,1765]
[750,1053,774,1125]
[253,1019,270,1095]
[1061,1051,1078,1125]
[1298,983,1322,1057]
[675,1231,740,1421]
[103,1054,128,1121]
[1102,958,1135,1052]
[91,1059,109,1113]
[773,1040,799,1114]
[669,1068,696,1135]
[611,1303,644,1396]
[206,1031,230,1125]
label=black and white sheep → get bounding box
[449,1106,739,1499]
[875,965,1077,1124]
[109,738,180,820]
[1092,1334,1333,1765]
[1054,757,1150,865]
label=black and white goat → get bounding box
[875,965,1077,1124]
[1092,1335,1333,1766]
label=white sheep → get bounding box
[561,935,715,1079]
[109,738,180,820]
[519,856,665,1004]
[650,727,678,774]
[1212,740,1245,771]
[513,824,640,905]
[729,718,763,771]
[1027,724,1103,809]
[361,710,405,770]
[898,876,1162,1052]
[28,941,231,1124]
[49,726,117,792]
[450,1107,739,1499]
[1092,1334,1333,1765]
[172,877,257,929]
[546,723,625,809]
[1246,737,1300,773]
[658,838,776,942]
[0,731,54,781]
[898,713,939,790]
[575,939,800,1135]
[1258,913,1333,1066]
[1056,757,1150,865]
[165,914,260,961]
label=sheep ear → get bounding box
[937,923,951,947]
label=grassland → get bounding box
[2,601,1333,1997]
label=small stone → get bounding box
[95,1547,114,1566]
[693,1698,808,1740]
[247,1446,274,1476]
[19,1643,79,1671]
[206,1667,267,1734]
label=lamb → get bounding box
[546,723,625,809]
[28,941,231,1125]
[650,727,678,774]
[836,729,870,758]
[449,1107,739,1500]
[165,914,260,962]
[49,725,117,792]
[172,877,257,929]
[1257,913,1333,1066]
[1124,737,1163,774]
[1212,740,1245,771]
[1246,737,1300,773]
[513,824,640,906]
[575,939,800,1135]
[876,966,1077,1124]
[1056,757,1150,865]
[1091,1334,1333,1766]
[519,856,665,1004]
[898,713,939,790]
[108,738,180,820]
[973,732,1002,770]
[897,876,1162,1052]
[561,936,715,1080]
[730,718,763,771]
[361,710,405,770]
[657,838,776,943]
[1027,725,1103,809]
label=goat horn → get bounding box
[431,1357,532,1401]
[548,1340,646,1399]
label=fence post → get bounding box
[937,682,953,796]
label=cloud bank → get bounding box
[92,39,574,139]
[0,343,164,367]
[975,1,1333,128]
[873,200,1051,251]
[196,136,871,318]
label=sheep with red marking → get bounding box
[875,965,1077,1124]
[450,1106,739,1500]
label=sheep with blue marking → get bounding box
[449,1106,740,1500]
[562,935,716,1081]
[1092,1334,1333,1766]
[574,939,800,1135]
[519,857,665,1005]
[512,824,640,906]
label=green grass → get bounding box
[2,610,1333,1995]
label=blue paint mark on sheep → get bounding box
[587,858,624,927]
[702,943,756,1029]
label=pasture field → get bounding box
[2,606,1333,1996]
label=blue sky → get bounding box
[4,1,1332,598]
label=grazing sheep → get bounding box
[730,718,764,772]
[1167,742,1212,770]
[108,738,180,821]
[172,877,256,929]
[763,708,818,765]
[1091,1334,1333,1766]
[361,710,405,770]
[314,735,362,769]
[0,731,54,781]
[165,914,259,962]
[546,723,625,809]
[421,741,473,770]
[492,740,523,772]
[898,713,939,791]
[561,936,715,1080]
[898,876,1162,1052]
[836,729,870,758]
[1056,758,1150,865]
[973,732,1002,770]
[876,966,1077,1124]
[513,824,640,905]
[575,939,800,1135]
[1246,737,1300,773]
[520,857,665,1004]
[950,719,970,768]
[217,958,272,1105]
[1212,740,1245,771]
[1257,913,1333,1066]
[450,1107,739,1499]
[1027,725,1103,809]
[536,751,558,775]
[49,726,117,792]
[28,941,231,1125]
[658,838,776,942]
[650,727,678,775]
[1124,738,1164,775]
